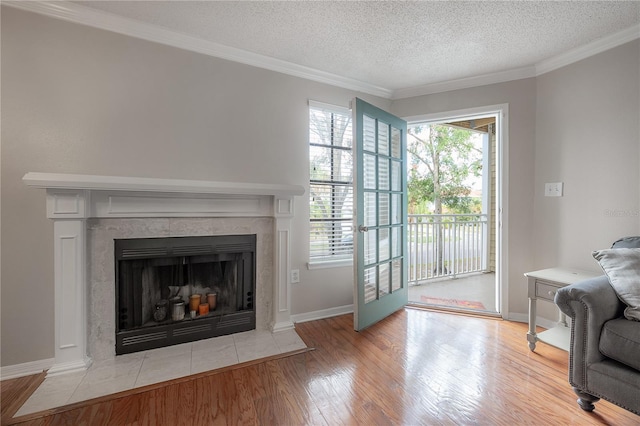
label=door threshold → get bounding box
[406,303,502,320]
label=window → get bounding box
[309,101,353,265]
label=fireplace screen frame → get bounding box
[114,234,256,355]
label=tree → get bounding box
[407,124,482,273]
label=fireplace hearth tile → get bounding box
[68,374,138,405]
[14,371,85,417]
[77,352,144,384]
[14,329,307,419]
[143,342,193,361]
[135,348,193,387]
[234,330,282,363]
[273,329,307,353]
[191,335,238,374]
[191,334,235,352]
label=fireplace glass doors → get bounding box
[115,234,256,355]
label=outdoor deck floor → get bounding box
[408,272,497,313]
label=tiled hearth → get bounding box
[16,329,306,417]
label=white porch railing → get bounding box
[408,214,489,284]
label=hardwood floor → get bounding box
[2,308,638,425]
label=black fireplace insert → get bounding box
[115,234,256,355]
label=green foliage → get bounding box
[407,124,483,215]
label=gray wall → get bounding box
[0,7,388,366]
[533,41,640,269]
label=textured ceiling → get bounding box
[73,1,640,92]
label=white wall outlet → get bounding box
[291,269,300,283]
[544,182,563,197]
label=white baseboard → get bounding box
[291,306,563,330]
[507,312,563,330]
[291,304,354,324]
[1,358,54,381]
[505,312,528,323]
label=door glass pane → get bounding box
[379,262,390,297]
[363,154,376,190]
[392,226,401,258]
[392,259,402,292]
[391,160,401,192]
[378,122,389,156]
[363,116,376,152]
[391,127,401,159]
[364,229,377,265]
[364,192,377,227]
[378,158,389,191]
[391,194,401,224]
[364,266,377,304]
[379,193,389,226]
[379,227,390,262]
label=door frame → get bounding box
[402,104,509,318]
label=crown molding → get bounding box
[3,1,393,99]
[536,23,640,76]
[4,1,639,101]
[392,23,640,99]
[391,66,537,99]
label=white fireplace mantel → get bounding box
[23,172,305,197]
[23,172,305,376]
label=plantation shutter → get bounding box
[309,101,353,263]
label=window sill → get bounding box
[307,258,353,270]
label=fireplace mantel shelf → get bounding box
[23,172,305,197]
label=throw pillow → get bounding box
[611,236,640,249]
[593,248,640,321]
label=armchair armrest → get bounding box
[554,276,626,388]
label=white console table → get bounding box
[525,267,599,351]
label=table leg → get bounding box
[527,296,537,351]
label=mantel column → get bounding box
[272,196,295,332]
[46,189,92,376]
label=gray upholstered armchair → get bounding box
[555,276,640,415]
[555,237,640,416]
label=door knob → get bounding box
[358,225,369,233]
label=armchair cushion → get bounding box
[592,248,640,321]
[599,318,640,370]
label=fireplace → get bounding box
[115,234,256,354]
[23,172,304,376]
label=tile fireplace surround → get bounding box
[23,172,305,377]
